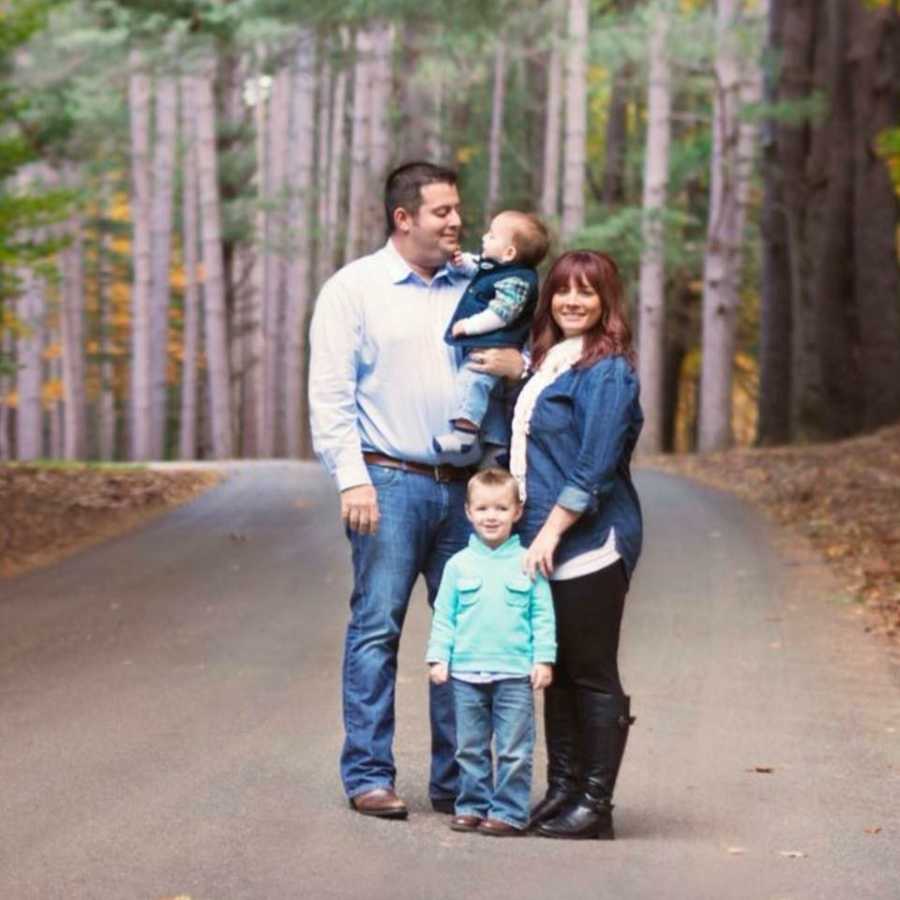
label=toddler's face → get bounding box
[481,213,518,263]
[465,482,522,548]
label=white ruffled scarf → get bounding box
[510,336,584,502]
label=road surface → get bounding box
[1,463,898,899]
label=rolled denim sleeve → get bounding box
[308,275,370,491]
[556,359,638,515]
[530,573,557,664]
[426,562,459,663]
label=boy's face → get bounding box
[481,213,518,263]
[465,481,522,549]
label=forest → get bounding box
[1,0,898,463]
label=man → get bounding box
[309,162,523,819]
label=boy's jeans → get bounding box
[454,363,509,447]
[342,463,471,801]
[452,676,534,829]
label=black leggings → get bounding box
[550,561,629,697]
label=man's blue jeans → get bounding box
[342,463,471,801]
[452,677,535,829]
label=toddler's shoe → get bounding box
[477,818,526,837]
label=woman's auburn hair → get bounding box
[530,250,636,371]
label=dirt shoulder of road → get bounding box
[639,423,900,640]
[0,464,220,579]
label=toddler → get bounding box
[427,468,556,836]
[433,211,550,456]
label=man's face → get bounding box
[401,182,462,269]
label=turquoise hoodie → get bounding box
[427,534,556,675]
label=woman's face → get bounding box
[551,276,603,338]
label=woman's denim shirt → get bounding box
[518,354,644,580]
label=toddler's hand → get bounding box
[429,662,449,685]
[451,321,467,337]
[450,249,465,268]
[531,663,553,691]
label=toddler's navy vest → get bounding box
[444,259,539,351]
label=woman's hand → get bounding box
[523,524,561,579]
[523,505,581,579]
[467,347,525,381]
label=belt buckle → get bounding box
[432,464,451,484]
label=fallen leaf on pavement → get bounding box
[779,850,807,859]
[747,766,775,774]
[726,847,746,855]
[864,826,882,835]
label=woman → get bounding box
[512,250,643,840]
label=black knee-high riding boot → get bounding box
[528,686,581,828]
[537,692,634,840]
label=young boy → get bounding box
[426,468,556,836]
[433,211,550,457]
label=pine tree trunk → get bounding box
[562,0,588,240]
[698,0,744,452]
[637,11,671,455]
[807,0,859,438]
[848,0,900,430]
[284,30,316,458]
[97,183,117,461]
[49,351,63,460]
[540,20,563,220]
[16,261,44,460]
[601,67,630,207]
[485,37,507,222]
[345,28,373,262]
[0,328,12,460]
[315,49,333,289]
[192,60,233,458]
[265,65,290,456]
[149,66,178,459]
[128,47,154,460]
[364,23,395,246]
[179,74,201,461]
[59,195,87,460]
[774,0,823,440]
[325,41,349,272]
[757,0,792,446]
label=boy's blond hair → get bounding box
[466,467,521,504]
[500,211,550,268]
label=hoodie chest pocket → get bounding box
[457,576,482,607]
[505,576,532,608]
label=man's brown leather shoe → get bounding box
[477,817,525,837]
[449,814,482,832]
[349,788,408,819]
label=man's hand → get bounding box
[467,347,525,381]
[451,320,467,337]
[531,663,553,691]
[429,662,449,685]
[340,484,379,535]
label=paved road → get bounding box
[1,463,898,900]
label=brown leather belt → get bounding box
[363,451,474,483]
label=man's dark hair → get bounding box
[384,161,458,235]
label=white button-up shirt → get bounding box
[309,239,477,491]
